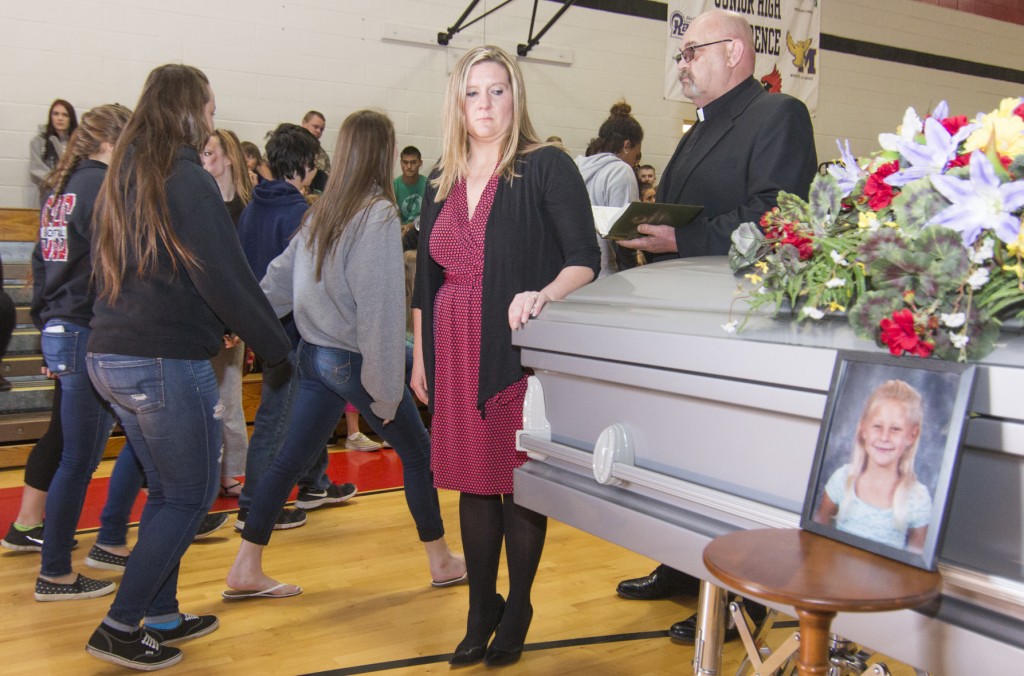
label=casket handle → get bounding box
[593,423,635,486]
[519,375,551,459]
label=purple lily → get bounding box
[930,151,1024,245]
[886,116,978,187]
[827,139,863,196]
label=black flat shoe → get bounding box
[484,603,532,667]
[449,594,505,667]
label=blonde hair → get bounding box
[432,45,545,201]
[209,128,253,205]
[42,103,132,199]
[304,109,396,281]
[845,379,924,528]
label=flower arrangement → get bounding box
[728,97,1024,362]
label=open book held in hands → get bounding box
[592,202,704,241]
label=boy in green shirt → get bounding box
[394,145,426,227]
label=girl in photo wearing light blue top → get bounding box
[814,379,932,552]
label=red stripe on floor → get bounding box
[0,448,405,531]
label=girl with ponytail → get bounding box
[32,103,132,607]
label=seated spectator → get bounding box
[637,164,656,192]
[301,110,330,194]
[30,99,77,200]
[242,141,273,185]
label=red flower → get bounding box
[879,309,934,358]
[1014,102,1024,122]
[939,115,970,135]
[863,160,899,210]
[948,153,971,169]
[780,227,814,260]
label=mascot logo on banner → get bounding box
[669,10,689,38]
[786,32,816,74]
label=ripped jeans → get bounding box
[86,353,221,628]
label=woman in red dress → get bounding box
[411,45,600,667]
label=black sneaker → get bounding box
[193,513,229,540]
[144,613,219,646]
[1,522,78,552]
[2,522,44,551]
[86,624,183,671]
[35,574,116,602]
[294,482,358,510]
[234,507,307,531]
[86,544,129,572]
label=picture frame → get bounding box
[800,350,976,570]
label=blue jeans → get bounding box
[87,354,220,627]
[238,351,328,512]
[95,440,145,548]
[241,341,444,545]
[39,320,116,578]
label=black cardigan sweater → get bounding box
[413,145,600,414]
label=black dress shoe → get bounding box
[669,614,737,644]
[449,594,505,666]
[668,601,767,644]
[616,565,700,600]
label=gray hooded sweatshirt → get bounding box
[261,199,405,420]
[574,153,639,276]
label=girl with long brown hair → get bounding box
[224,109,465,598]
[30,98,78,194]
[84,64,291,671]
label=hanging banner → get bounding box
[665,1,820,115]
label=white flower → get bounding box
[830,250,849,266]
[825,277,847,288]
[757,286,767,295]
[721,320,738,334]
[969,239,995,264]
[950,333,970,349]
[802,306,824,320]
[941,312,966,328]
[879,106,923,152]
[967,268,990,289]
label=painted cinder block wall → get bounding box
[0,0,1020,208]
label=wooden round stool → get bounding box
[703,528,941,676]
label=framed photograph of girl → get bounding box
[800,350,976,570]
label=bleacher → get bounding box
[0,207,266,470]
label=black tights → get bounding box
[458,492,546,650]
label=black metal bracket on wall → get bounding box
[437,0,577,57]
[518,0,575,56]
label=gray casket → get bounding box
[512,256,1024,674]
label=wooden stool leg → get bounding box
[795,608,836,675]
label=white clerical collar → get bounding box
[696,108,705,122]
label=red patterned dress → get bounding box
[428,174,529,495]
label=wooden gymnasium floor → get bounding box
[0,449,918,675]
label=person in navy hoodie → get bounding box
[235,123,349,530]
